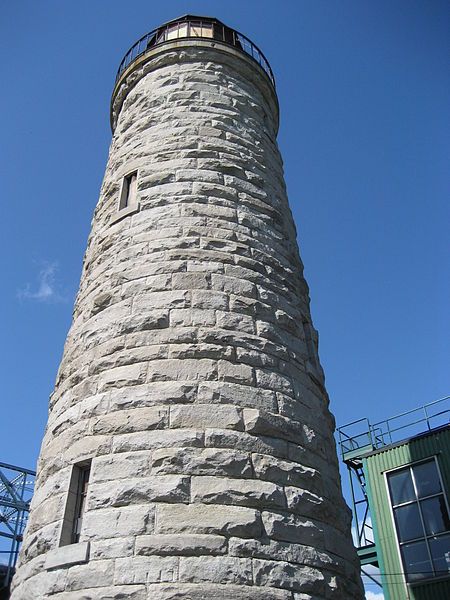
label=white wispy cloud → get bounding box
[366,591,385,600]
[363,564,384,600]
[18,261,67,303]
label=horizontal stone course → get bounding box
[88,475,189,509]
[191,476,286,509]
[114,556,179,585]
[135,534,227,556]
[178,556,252,585]
[170,403,243,430]
[157,503,262,538]
[144,584,293,600]
[151,447,252,478]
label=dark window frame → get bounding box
[71,464,91,544]
[60,460,92,546]
[385,456,450,585]
[119,171,138,210]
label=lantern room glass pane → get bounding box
[388,469,415,505]
[394,503,423,542]
[166,24,189,40]
[401,540,433,582]
[429,534,450,576]
[190,23,213,38]
[413,461,442,498]
[421,496,450,536]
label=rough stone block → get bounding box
[39,586,147,600]
[65,559,115,591]
[10,569,67,598]
[89,537,135,560]
[91,406,169,434]
[109,382,197,410]
[252,453,321,492]
[178,556,252,585]
[82,505,154,539]
[135,534,227,556]
[243,408,305,445]
[191,476,285,509]
[218,360,254,384]
[285,486,332,521]
[170,308,216,327]
[228,537,342,573]
[191,290,228,310]
[88,475,189,508]
[132,290,190,312]
[91,452,151,483]
[147,358,217,382]
[114,556,178,585]
[168,343,233,361]
[253,558,325,594]
[151,447,252,477]
[98,363,147,391]
[118,310,170,334]
[262,511,324,546]
[172,272,209,290]
[44,542,90,570]
[112,428,204,453]
[157,503,262,538]
[143,584,292,600]
[170,403,243,430]
[205,429,288,459]
[215,310,255,333]
[255,369,293,395]
[211,274,256,297]
[198,381,277,412]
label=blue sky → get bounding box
[1,2,449,596]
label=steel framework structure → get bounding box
[0,462,35,591]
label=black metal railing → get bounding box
[115,16,275,88]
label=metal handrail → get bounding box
[115,16,275,88]
[337,396,450,457]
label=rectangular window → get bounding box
[387,458,450,583]
[303,319,319,370]
[60,461,91,546]
[119,171,137,210]
[72,464,91,544]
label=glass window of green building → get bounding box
[387,458,450,582]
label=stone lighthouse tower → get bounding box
[11,16,364,600]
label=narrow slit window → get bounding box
[303,319,319,369]
[60,460,91,546]
[119,171,137,210]
[72,464,91,544]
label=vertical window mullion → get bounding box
[411,464,437,576]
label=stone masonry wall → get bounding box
[11,43,364,599]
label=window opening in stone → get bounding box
[60,460,91,546]
[72,464,91,544]
[119,171,137,210]
[386,458,450,583]
[303,319,319,369]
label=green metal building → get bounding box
[338,397,450,600]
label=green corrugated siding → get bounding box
[364,426,450,600]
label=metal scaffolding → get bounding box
[0,462,35,591]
